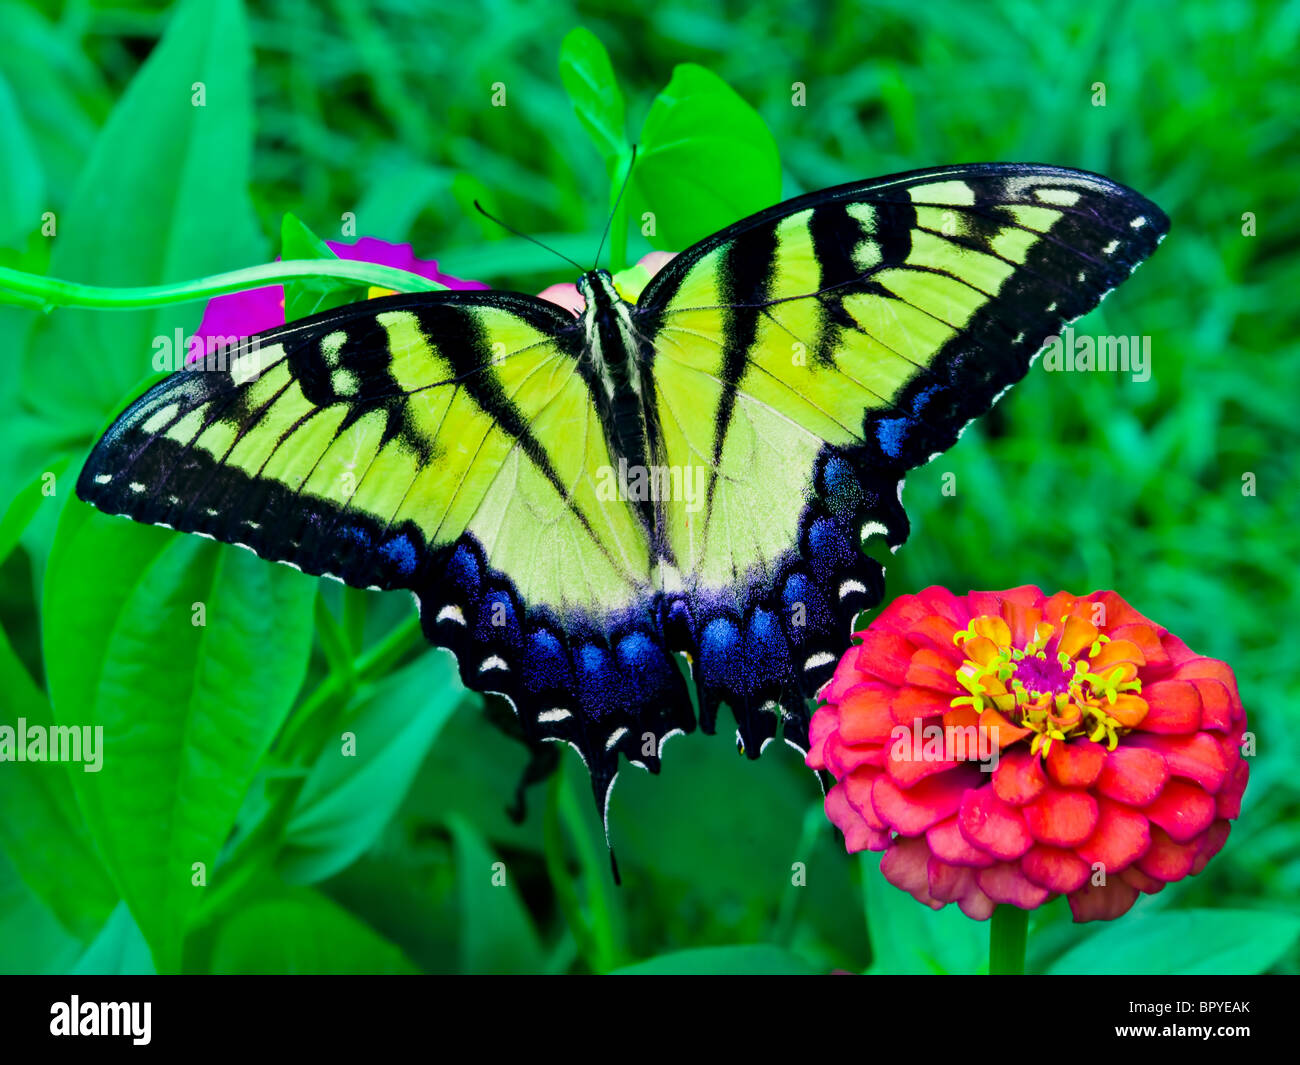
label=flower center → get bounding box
[1011,653,1074,697]
[950,614,1146,755]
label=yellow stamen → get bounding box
[952,613,1146,756]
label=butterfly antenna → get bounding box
[593,145,638,271]
[472,200,585,273]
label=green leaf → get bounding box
[0,844,83,974]
[279,651,466,884]
[42,503,316,971]
[0,2,105,211]
[70,902,155,975]
[1047,909,1300,975]
[17,0,265,451]
[0,473,118,941]
[0,69,44,249]
[559,27,629,171]
[210,888,416,974]
[613,945,818,975]
[860,852,987,974]
[280,213,368,323]
[448,815,545,974]
[0,619,118,941]
[0,457,69,571]
[630,63,781,251]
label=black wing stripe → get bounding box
[702,224,781,520]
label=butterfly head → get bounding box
[576,269,623,315]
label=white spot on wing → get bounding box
[1034,187,1080,206]
[140,402,180,434]
[230,350,262,386]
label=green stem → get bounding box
[557,772,623,970]
[275,612,422,760]
[313,592,357,686]
[0,258,443,313]
[543,773,603,972]
[342,586,367,655]
[772,802,825,946]
[542,767,625,972]
[989,905,1029,975]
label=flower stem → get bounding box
[607,148,635,273]
[988,905,1028,974]
[0,258,444,313]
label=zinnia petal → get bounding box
[1068,878,1140,922]
[958,788,1033,859]
[1143,779,1217,842]
[1023,788,1099,847]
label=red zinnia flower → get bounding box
[808,586,1249,921]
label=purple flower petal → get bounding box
[191,238,488,361]
[327,237,489,291]
[192,285,285,361]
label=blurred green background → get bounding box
[0,0,1297,974]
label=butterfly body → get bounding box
[77,163,1170,820]
[574,269,664,540]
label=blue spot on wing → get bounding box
[379,533,418,576]
[820,455,863,520]
[446,542,483,599]
[911,384,941,414]
[745,607,792,678]
[876,417,907,458]
[699,617,744,694]
[575,643,619,719]
[523,628,571,696]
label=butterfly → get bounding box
[76,162,1169,826]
